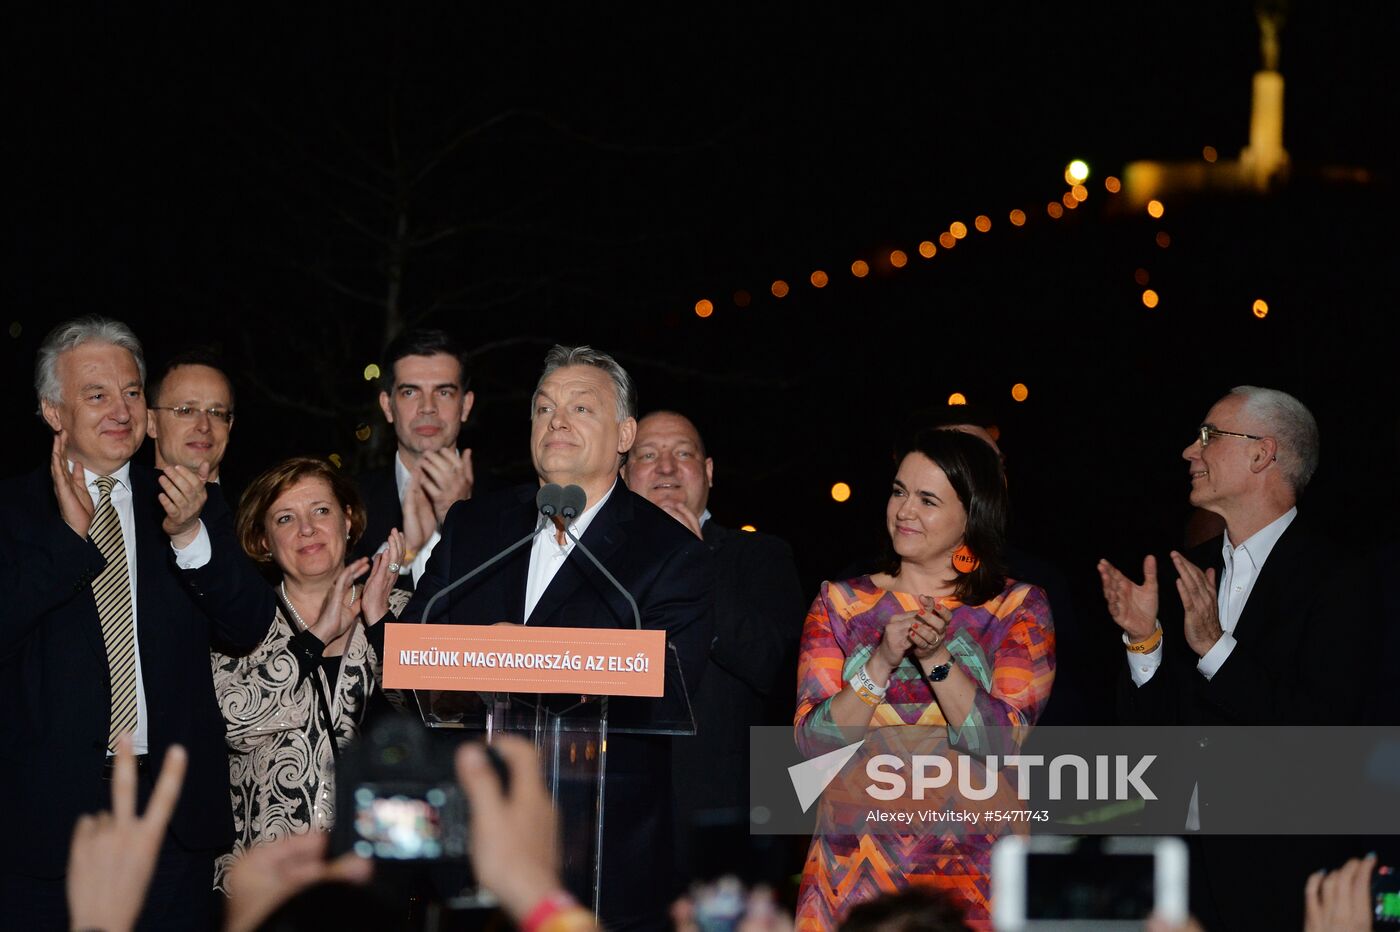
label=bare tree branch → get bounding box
[293,263,388,308]
[335,208,396,247]
[411,108,733,188]
[238,333,346,419]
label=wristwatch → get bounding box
[926,661,952,683]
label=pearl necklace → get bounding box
[280,581,357,633]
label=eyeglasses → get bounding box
[151,405,235,425]
[1197,425,1263,448]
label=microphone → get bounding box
[558,484,643,630]
[559,484,586,520]
[417,486,563,624]
[537,483,565,518]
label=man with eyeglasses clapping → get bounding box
[1096,386,1367,932]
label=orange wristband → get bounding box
[1124,623,1163,654]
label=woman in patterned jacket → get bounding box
[794,429,1055,929]
[211,457,406,890]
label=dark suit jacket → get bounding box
[674,522,803,816]
[405,483,715,931]
[0,466,274,877]
[352,465,403,574]
[1116,515,1368,932]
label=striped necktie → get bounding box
[89,476,138,750]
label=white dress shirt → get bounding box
[77,461,212,755]
[394,452,441,586]
[1122,507,1297,831]
[1127,507,1297,686]
[523,481,616,623]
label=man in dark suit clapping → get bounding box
[0,317,273,930]
[355,328,476,589]
[1097,385,1365,932]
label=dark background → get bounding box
[5,2,1396,677]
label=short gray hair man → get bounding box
[1228,385,1319,495]
[35,317,146,412]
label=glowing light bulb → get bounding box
[1011,383,1029,402]
[694,299,714,318]
[830,482,852,503]
[850,260,870,278]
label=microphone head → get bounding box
[536,483,564,517]
[560,485,587,519]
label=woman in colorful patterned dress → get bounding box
[794,429,1055,929]
[211,457,407,891]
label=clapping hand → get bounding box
[400,474,436,557]
[308,558,370,648]
[158,463,210,548]
[907,596,951,660]
[1170,551,1223,657]
[1097,556,1159,642]
[50,432,95,538]
[418,447,474,524]
[362,529,404,625]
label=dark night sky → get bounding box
[5,2,1397,614]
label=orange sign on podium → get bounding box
[381,623,666,697]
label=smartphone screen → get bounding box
[1377,864,1400,926]
[1025,850,1155,920]
[992,836,1186,931]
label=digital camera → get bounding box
[331,715,479,862]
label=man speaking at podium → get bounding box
[406,345,715,931]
